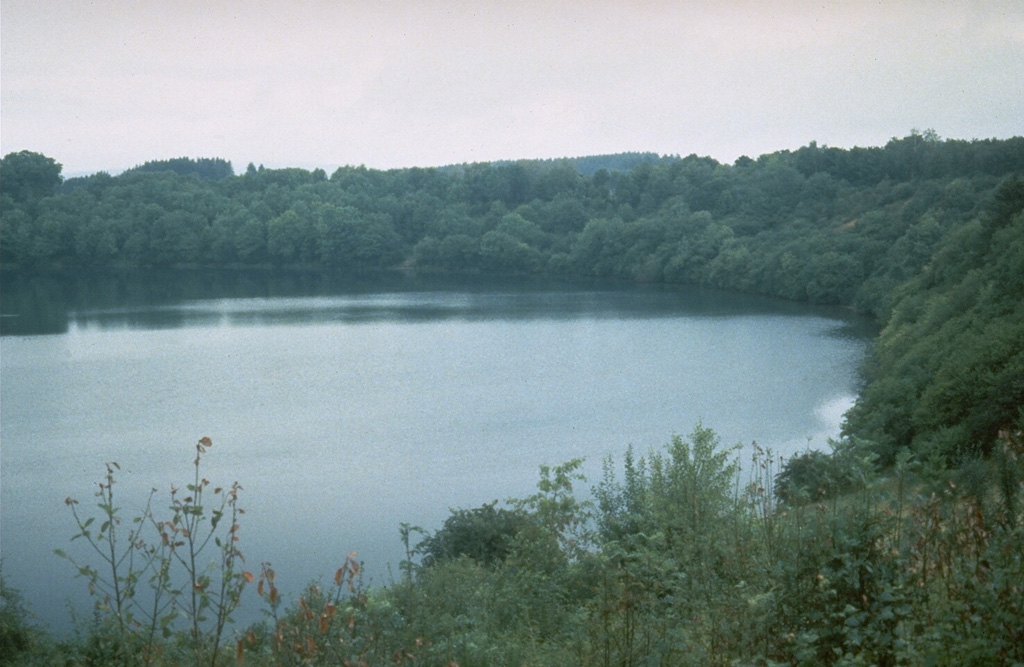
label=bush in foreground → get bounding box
[9,426,1021,665]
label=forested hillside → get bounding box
[845,176,1024,466]
[3,135,1021,319]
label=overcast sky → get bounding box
[2,0,1022,176]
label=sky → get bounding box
[2,0,1023,177]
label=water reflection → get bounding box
[2,270,874,335]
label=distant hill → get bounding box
[122,157,235,181]
[439,152,680,176]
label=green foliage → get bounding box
[415,502,528,568]
[776,450,841,504]
[513,458,592,558]
[846,176,1024,465]
[121,157,234,181]
[0,572,40,663]
[0,150,62,204]
[13,423,1020,664]
[589,427,748,665]
[776,439,878,505]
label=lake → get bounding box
[0,271,874,634]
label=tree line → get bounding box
[3,134,1022,315]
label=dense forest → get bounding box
[2,133,1023,664]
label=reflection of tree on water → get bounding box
[0,274,72,335]
[2,271,870,336]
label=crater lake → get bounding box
[0,271,874,634]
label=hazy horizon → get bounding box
[3,1,1022,177]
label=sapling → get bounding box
[156,437,249,665]
[58,438,252,666]
[57,462,145,638]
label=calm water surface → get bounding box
[0,272,874,634]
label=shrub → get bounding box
[416,501,529,568]
[0,574,37,663]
